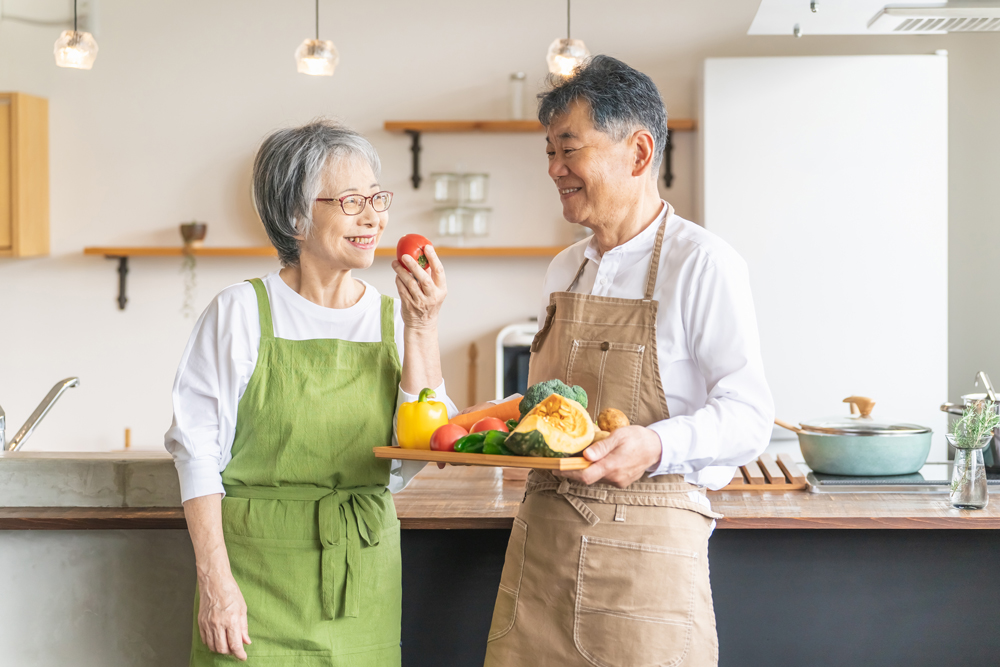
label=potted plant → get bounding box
[947,399,999,509]
[179,222,207,318]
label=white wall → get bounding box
[0,0,995,451]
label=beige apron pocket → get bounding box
[565,340,645,422]
[574,535,697,667]
[487,517,528,642]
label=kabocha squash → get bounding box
[505,394,596,457]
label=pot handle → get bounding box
[940,402,965,416]
[774,418,806,435]
[843,396,875,417]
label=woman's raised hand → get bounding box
[393,245,447,331]
[198,570,251,661]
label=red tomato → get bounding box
[470,417,508,434]
[396,234,432,271]
[430,424,468,452]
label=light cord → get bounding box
[567,0,571,39]
[315,0,319,40]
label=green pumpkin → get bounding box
[504,394,595,458]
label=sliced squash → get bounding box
[504,394,596,457]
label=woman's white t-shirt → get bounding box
[164,271,456,502]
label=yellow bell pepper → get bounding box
[397,387,449,450]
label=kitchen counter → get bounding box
[2,453,999,529]
[5,451,1000,666]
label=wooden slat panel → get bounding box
[373,446,589,470]
[758,453,787,484]
[742,461,766,485]
[83,245,568,258]
[777,453,807,485]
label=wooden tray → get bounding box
[372,446,591,470]
[720,453,808,491]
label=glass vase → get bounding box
[947,433,990,510]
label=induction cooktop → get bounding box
[807,462,1000,494]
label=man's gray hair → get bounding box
[538,55,668,174]
[252,119,382,266]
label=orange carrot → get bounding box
[449,398,521,430]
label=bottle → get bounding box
[509,72,526,120]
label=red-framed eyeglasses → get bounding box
[315,191,393,216]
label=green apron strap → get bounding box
[246,278,274,341]
[379,295,395,345]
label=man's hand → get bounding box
[555,425,662,488]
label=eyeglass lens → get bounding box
[341,191,393,215]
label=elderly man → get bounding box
[482,56,774,667]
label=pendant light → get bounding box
[295,0,338,76]
[53,0,98,70]
[546,0,589,78]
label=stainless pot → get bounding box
[940,378,1000,471]
[777,396,932,476]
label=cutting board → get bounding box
[372,446,590,470]
[721,453,808,491]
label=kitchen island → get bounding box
[1,453,998,666]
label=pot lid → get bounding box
[799,396,932,436]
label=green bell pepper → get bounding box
[483,430,513,456]
[453,432,487,454]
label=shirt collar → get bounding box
[584,200,669,264]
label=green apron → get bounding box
[190,278,403,666]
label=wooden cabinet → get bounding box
[0,92,49,257]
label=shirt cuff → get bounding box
[174,457,225,503]
[645,419,697,477]
[398,380,458,418]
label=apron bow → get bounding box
[223,484,388,621]
[318,487,387,619]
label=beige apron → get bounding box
[484,206,722,667]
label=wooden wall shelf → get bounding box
[384,118,697,190]
[83,245,566,310]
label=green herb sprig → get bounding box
[951,400,1000,449]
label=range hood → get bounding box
[749,0,1000,35]
[868,2,1000,33]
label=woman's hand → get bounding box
[198,570,251,661]
[183,494,250,661]
[393,245,447,331]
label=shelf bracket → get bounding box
[405,130,422,189]
[662,129,675,189]
[106,255,129,310]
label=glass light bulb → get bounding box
[54,30,98,70]
[295,39,339,76]
[546,38,589,78]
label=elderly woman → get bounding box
[165,119,453,665]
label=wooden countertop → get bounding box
[3,466,1000,530]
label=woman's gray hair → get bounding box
[538,55,668,174]
[252,119,382,266]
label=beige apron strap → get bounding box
[643,204,673,300]
[556,478,603,526]
[566,257,589,293]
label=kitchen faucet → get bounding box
[0,377,80,452]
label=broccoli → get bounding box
[519,379,588,418]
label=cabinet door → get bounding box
[0,92,48,258]
[701,55,948,452]
[0,99,11,251]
